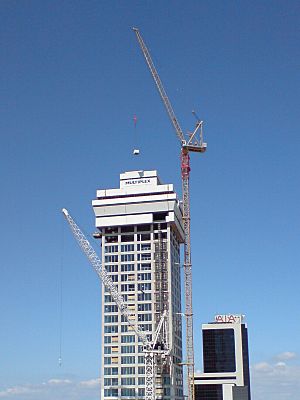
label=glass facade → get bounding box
[194,384,223,400]
[101,222,183,399]
[203,329,236,373]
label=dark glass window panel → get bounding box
[121,234,134,242]
[203,329,236,373]
[137,224,151,232]
[194,384,223,400]
[121,225,134,233]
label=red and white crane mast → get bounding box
[133,28,207,400]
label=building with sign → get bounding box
[194,315,251,400]
[92,170,184,400]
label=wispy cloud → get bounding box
[251,352,300,400]
[0,377,100,400]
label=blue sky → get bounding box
[1,1,299,399]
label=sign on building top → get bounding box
[214,314,244,324]
[124,178,152,186]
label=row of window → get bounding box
[105,243,152,253]
[104,323,152,334]
[104,292,152,305]
[105,263,152,273]
[105,233,151,243]
[105,253,152,263]
[104,377,146,386]
[104,222,167,234]
[104,355,145,364]
[103,366,145,376]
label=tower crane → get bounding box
[62,208,169,400]
[133,28,207,400]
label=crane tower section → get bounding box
[133,28,207,400]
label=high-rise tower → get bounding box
[92,170,184,400]
[194,314,251,400]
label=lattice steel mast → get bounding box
[133,28,207,400]
[62,208,169,400]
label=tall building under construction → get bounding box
[92,170,184,400]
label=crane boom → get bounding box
[62,208,169,400]
[133,28,185,144]
[133,28,207,400]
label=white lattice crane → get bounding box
[133,28,207,400]
[62,208,169,400]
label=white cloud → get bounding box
[0,377,100,400]
[251,353,300,400]
[0,386,35,398]
[79,378,100,388]
[276,351,297,361]
[47,379,72,385]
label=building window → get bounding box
[110,275,118,282]
[121,254,135,262]
[121,264,135,272]
[138,273,151,281]
[104,245,118,253]
[121,234,134,242]
[105,265,118,273]
[104,388,118,397]
[121,367,135,375]
[194,384,223,400]
[138,366,145,374]
[121,244,134,252]
[121,284,135,292]
[138,377,145,385]
[138,283,151,291]
[137,253,151,261]
[137,233,151,241]
[138,355,145,364]
[121,225,134,233]
[104,357,111,365]
[104,315,118,323]
[104,304,118,313]
[105,235,118,243]
[121,388,135,396]
[137,224,151,232]
[104,295,113,303]
[121,377,135,385]
[104,377,118,386]
[121,335,135,343]
[121,356,135,364]
[137,263,151,271]
[121,274,135,282]
[138,303,152,311]
[138,313,152,322]
[138,323,152,332]
[121,345,135,353]
[138,292,152,301]
[138,388,145,397]
[105,255,118,263]
[203,329,236,373]
[104,325,118,334]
